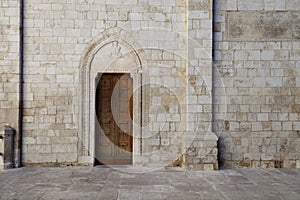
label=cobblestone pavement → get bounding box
[0,166,299,200]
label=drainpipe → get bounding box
[136,54,143,156]
[140,69,142,155]
[18,0,24,167]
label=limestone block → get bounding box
[150,139,160,146]
[226,11,300,41]
[52,144,77,153]
[272,122,281,131]
[25,153,56,163]
[203,164,215,170]
[129,13,142,21]
[252,122,262,131]
[261,51,274,61]
[296,160,300,168]
[283,160,296,168]
[57,153,77,163]
[36,137,50,144]
[257,113,269,122]
[279,113,289,121]
[26,145,51,154]
[150,154,160,162]
[189,11,209,19]
[251,137,263,146]
[78,156,93,165]
[231,153,243,161]
[282,122,293,131]
[229,122,239,131]
[161,139,170,146]
[261,153,274,161]
[286,0,300,10]
[289,113,298,121]
[24,137,36,144]
[274,0,286,10]
[293,122,300,130]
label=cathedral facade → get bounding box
[0,0,299,170]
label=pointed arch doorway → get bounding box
[78,34,144,166]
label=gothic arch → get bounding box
[77,28,144,164]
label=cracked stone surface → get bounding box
[0,167,299,200]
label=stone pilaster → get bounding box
[184,0,218,170]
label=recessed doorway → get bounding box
[95,73,133,165]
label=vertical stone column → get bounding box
[184,0,218,170]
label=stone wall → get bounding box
[0,0,20,167]
[213,0,300,168]
[22,0,197,167]
[183,0,218,170]
[23,0,81,164]
[2,0,298,169]
[21,0,218,168]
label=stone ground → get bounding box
[0,166,299,200]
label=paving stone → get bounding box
[0,167,300,200]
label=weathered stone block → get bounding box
[226,11,300,41]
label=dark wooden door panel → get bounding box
[95,73,133,165]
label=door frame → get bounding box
[78,33,144,166]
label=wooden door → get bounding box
[95,73,133,165]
